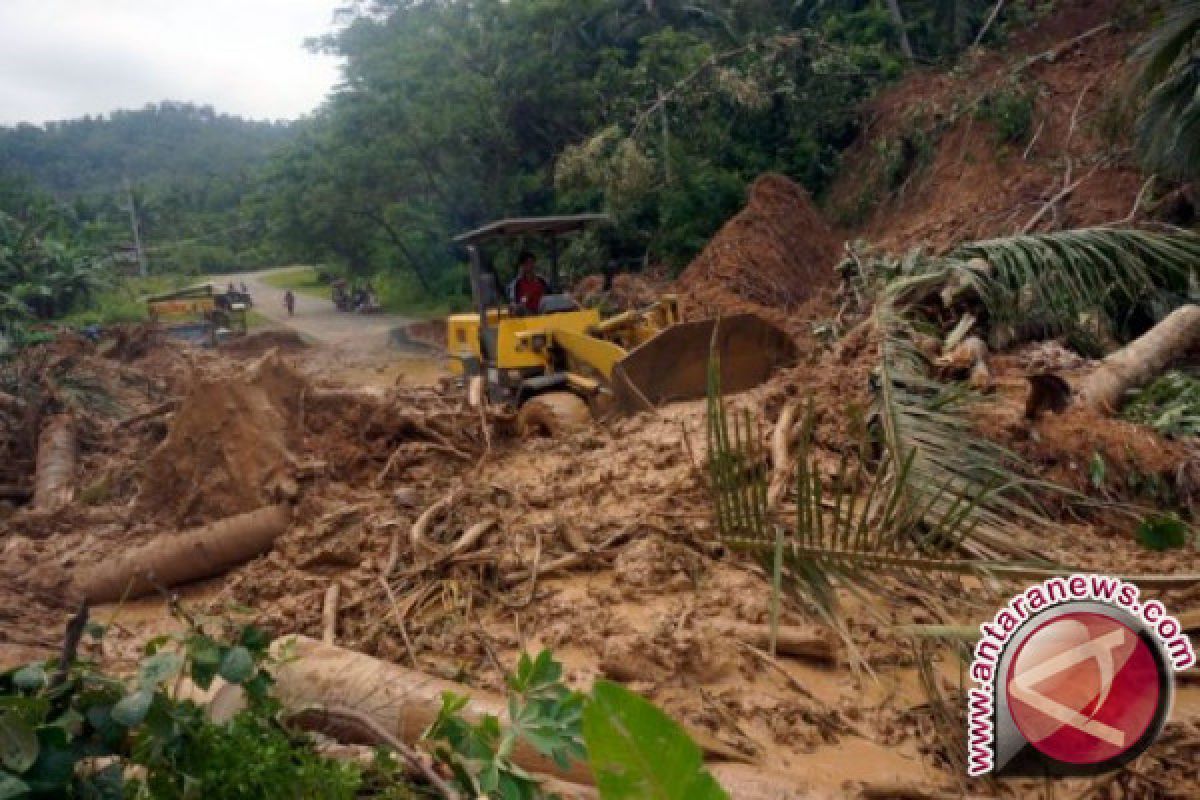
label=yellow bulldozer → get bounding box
[446,215,796,434]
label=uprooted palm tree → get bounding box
[707,227,1200,626]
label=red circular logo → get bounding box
[1006,612,1162,765]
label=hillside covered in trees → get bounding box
[1,0,1197,316]
[0,103,297,278]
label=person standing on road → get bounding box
[283,289,295,317]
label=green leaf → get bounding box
[10,666,44,694]
[1136,513,1190,551]
[238,625,272,654]
[582,681,728,800]
[22,727,74,793]
[1088,452,1106,489]
[0,771,29,799]
[138,651,183,687]
[218,646,255,684]
[110,689,154,727]
[0,714,38,773]
[77,762,123,800]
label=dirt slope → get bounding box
[828,0,1155,253]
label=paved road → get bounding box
[236,267,414,346]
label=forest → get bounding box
[1,0,1197,323]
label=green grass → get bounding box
[259,266,329,299]
[246,309,273,330]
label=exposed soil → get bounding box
[3,3,1199,798]
[827,0,1154,252]
[677,173,842,329]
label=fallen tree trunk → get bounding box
[1079,304,1200,413]
[33,414,76,511]
[74,504,291,602]
[268,636,752,789]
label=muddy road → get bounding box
[238,267,414,347]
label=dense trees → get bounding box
[256,0,1062,296]
[0,103,296,274]
[2,2,1193,315]
[0,177,105,331]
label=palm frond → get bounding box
[1136,0,1200,90]
[706,354,1038,619]
[872,305,1072,555]
[1138,57,1200,181]
[946,228,1200,341]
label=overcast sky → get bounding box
[0,1,343,126]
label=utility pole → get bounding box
[123,177,147,277]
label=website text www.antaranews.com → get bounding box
[966,573,1196,776]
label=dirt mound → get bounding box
[138,352,301,525]
[573,272,665,310]
[676,174,841,320]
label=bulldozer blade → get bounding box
[611,313,797,412]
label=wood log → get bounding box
[75,504,291,602]
[713,622,840,665]
[33,414,76,511]
[1079,304,1200,413]
[267,636,753,789]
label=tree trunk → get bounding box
[1079,304,1200,413]
[74,504,291,602]
[33,414,76,511]
[884,0,915,61]
[266,636,765,790]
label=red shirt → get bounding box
[514,275,546,313]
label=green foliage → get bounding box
[0,618,364,800]
[582,681,727,800]
[950,228,1200,343]
[423,650,732,800]
[0,189,108,328]
[1135,512,1191,551]
[425,649,585,799]
[1122,369,1200,437]
[1135,0,1200,181]
[975,84,1035,145]
[0,104,295,275]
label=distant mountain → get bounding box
[0,102,298,196]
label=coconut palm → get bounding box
[1136,0,1200,182]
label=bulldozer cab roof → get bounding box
[452,214,609,245]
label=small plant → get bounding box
[424,650,585,799]
[975,85,1035,145]
[583,681,727,800]
[0,611,366,799]
[424,650,728,800]
[1135,513,1190,551]
[1122,370,1200,438]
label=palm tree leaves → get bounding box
[927,228,1200,342]
[1135,0,1200,181]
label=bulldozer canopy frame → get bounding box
[452,214,610,246]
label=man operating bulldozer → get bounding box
[507,251,549,314]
